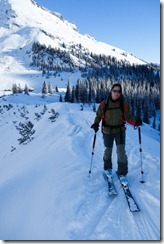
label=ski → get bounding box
[116,172,140,212]
[103,172,117,196]
[107,177,117,196]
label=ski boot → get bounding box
[119,175,128,187]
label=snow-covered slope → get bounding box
[0,0,152,95]
[0,1,160,240]
[0,0,146,64]
[0,0,146,76]
[0,93,160,240]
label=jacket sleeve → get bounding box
[124,102,136,126]
[94,102,105,125]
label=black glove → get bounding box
[91,123,99,133]
[135,118,142,127]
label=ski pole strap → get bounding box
[138,127,141,144]
[93,133,97,149]
[134,125,137,130]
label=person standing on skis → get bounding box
[91,83,142,178]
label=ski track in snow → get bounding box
[0,98,160,240]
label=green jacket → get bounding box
[94,96,135,134]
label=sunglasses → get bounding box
[112,89,121,93]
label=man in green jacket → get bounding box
[91,83,142,178]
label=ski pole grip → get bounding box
[93,133,97,149]
[138,127,141,144]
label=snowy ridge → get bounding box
[0,0,146,75]
[0,0,145,63]
[0,93,160,240]
[0,0,152,95]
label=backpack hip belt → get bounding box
[103,122,125,129]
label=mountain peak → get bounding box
[0,0,77,32]
[0,0,147,76]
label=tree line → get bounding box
[64,77,160,130]
[11,78,160,130]
[15,40,160,129]
[30,42,160,83]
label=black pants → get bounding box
[103,130,128,175]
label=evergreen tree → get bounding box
[12,83,18,94]
[42,81,48,97]
[71,85,76,103]
[143,101,150,124]
[152,113,156,129]
[18,83,23,93]
[75,80,81,103]
[55,85,59,92]
[48,81,53,94]
[136,99,142,119]
[65,80,72,102]
[59,94,63,102]
[24,84,29,95]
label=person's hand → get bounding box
[91,123,99,133]
[135,118,142,127]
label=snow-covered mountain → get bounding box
[0,0,160,240]
[0,0,149,92]
[0,0,146,66]
[0,93,160,240]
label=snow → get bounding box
[0,0,149,99]
[0,93,160,240]
[0,0,146,83]
[0,0,160,240]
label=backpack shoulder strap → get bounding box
[101,97,108,114]
[102,96,125,119]
[103,96,110,115]
[119,97,125,121]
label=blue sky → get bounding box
[36,0,160,64]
